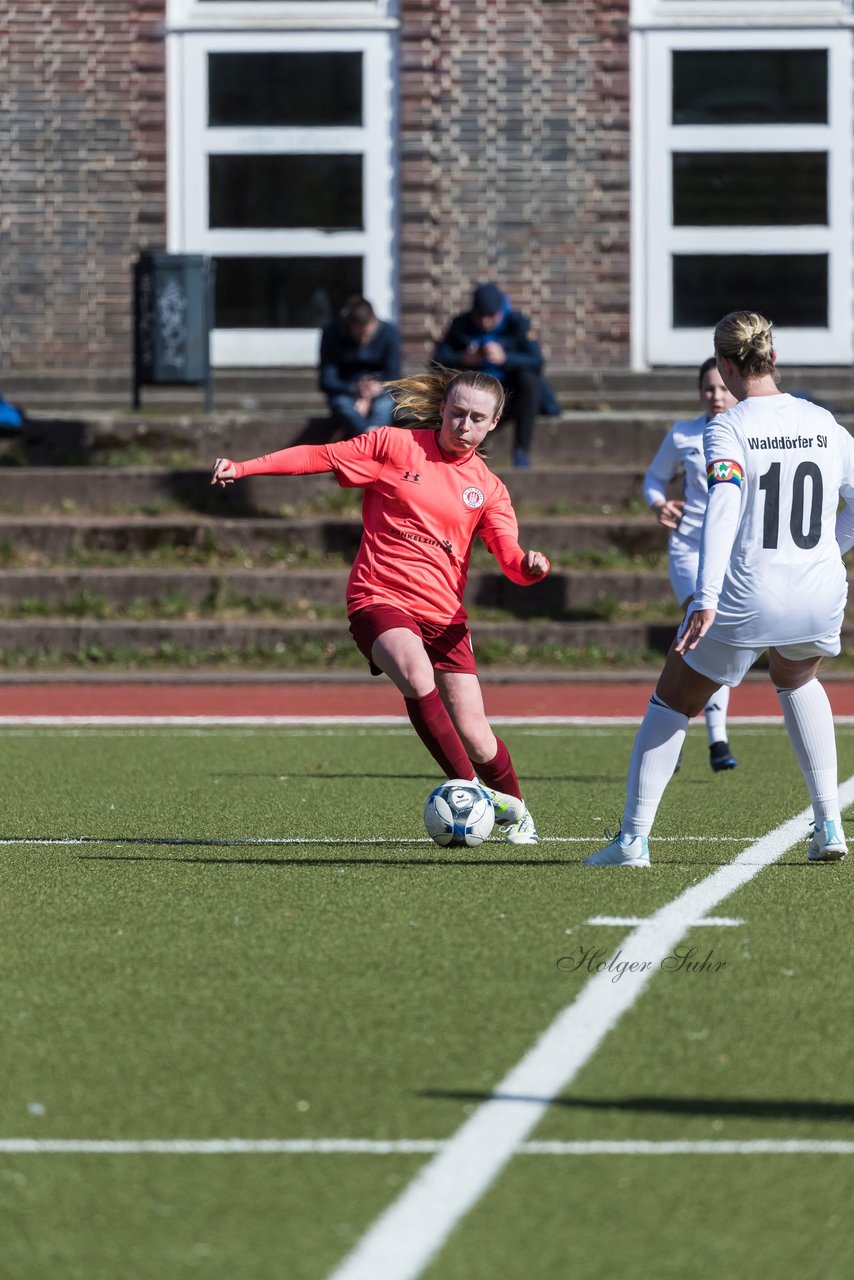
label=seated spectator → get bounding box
[432,282,561,467]
[319,297,400,437]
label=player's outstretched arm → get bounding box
[210,443,340,487]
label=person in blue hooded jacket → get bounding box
[432,283,560,468]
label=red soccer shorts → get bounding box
[347,604,477,677]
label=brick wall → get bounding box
[399,0,631,370]
[0,0,631,374]
[0,1,167,371]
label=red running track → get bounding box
[3,679,854,718]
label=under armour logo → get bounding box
[401,470,421,483]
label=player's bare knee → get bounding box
[655,662,712,718]
[769,651,821,691]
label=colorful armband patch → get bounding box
[707,459,744,488]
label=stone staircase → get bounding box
[0,367,851,672]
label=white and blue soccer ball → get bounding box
[423,779,495,847]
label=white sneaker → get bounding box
[584,832,650,868]
[807,819,848,862]
[478,783,526,827]
[503,810,539,845]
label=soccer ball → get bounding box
[423,779,495,847]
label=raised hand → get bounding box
[211,457,237,487]
[522,550,550,578]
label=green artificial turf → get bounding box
[1,724,853,1279]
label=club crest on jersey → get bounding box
[462,486,485,509]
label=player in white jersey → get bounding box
[587,310,854,868]
[644,357,738,771]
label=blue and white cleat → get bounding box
[807,819,847,862]
[584,831,650,868]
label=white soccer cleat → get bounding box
[807,819,848,862]
[478,783,526,827]
[503,810,539,845]
[584,832,650,868]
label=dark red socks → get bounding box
[474,736,522,800]
[404,688,474,780]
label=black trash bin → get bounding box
[133,252,215,410]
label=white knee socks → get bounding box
[622,694,689,838]
[776,679,840,827]
[703,685,730,746]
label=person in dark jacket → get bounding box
[432,282,560,467]
[319,297,400,437]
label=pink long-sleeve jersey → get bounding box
[233,426,547,624]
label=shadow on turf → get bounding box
[420,1090,854,1122]
[45,835,816,870]
[78,849,570,868]
[70,838,818,871]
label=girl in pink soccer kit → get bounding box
[212,369,550,844]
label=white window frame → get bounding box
[631,1,851,28]
[632,27,853,367]
[166,24,396,366]
[167,1,398,31]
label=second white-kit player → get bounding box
[587,310,854,867]
[644,357,738,771]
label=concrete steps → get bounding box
[0,617,680,658]
[0,465,648,513]
[4,364,853,398]
[0,368,850,670]
[0,513,668,559]
[11,402,854,470]
[8,409,679,468]
[0,566,676,613]
[2,614,854,665]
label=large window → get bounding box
[633,27,853,365]
[167,12,396,365]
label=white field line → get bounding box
[586,915,744,927]
[0,714,844,727]
[0,835,768,848]
[4,718,854,740]
[327,774,854,1280]
[0,1138,852,1156]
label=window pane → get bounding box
[673,255,827,328]
[209,155,362,230]
[673,153,827,226]
[214,256,363,329]
[209,52,362,127]
[673,50,827,124]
